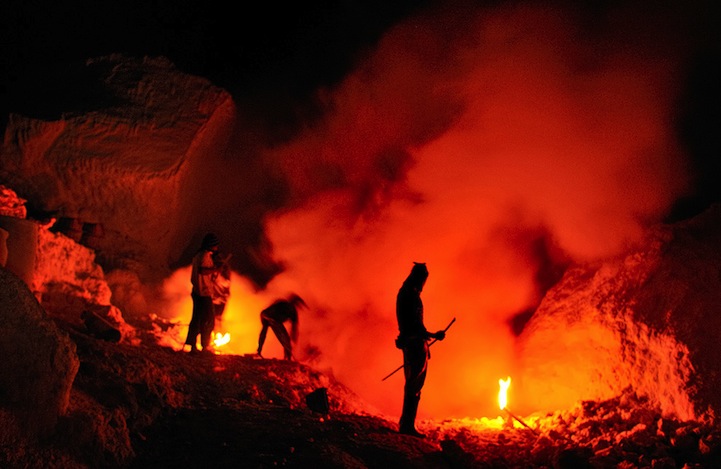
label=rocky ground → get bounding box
[3,319,721,469]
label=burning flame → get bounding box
[213,332,230,349]
[498,376,511,410]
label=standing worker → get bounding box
[212,250,232,332]
[395,262,445,438]
[257,294,306,360]
[184,233,229,353]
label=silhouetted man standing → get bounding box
[395,262,445,438]
[185,233,229,353]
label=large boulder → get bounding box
[0,55,237,283]
[0,267,80,437]
[516,204,721,421]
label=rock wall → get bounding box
[0,55,236,282]
[516,204,721,421]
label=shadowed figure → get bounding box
[212,250,232,332]
[184,233,230,353]
[257,294,307,360]
[395,262,445,438]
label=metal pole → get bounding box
[381,317,456,381]
[504,408,538,434]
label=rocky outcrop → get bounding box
[0,186,134,342]
[0,267,80,438]
[32,222,133,337]
[0,55,237,281]
[516,204,721,421]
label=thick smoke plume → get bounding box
[161,3,693,420]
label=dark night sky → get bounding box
[1,0,720,220]
[0,1,430,136]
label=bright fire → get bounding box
[498,376,511,410]
[159,267,291,358]
[213,332,230,349]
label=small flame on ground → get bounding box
[214,332,231,349]
[498,376,511,410]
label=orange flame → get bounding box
[498,376,511,410]
[213,332,230,349]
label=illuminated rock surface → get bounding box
[2,52,721,467]
[517,205,721,421]
[0,55,236,282]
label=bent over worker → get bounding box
[257,294,306,360]
[395,262,445,438]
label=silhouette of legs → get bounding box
[186,294,213,352]
[258,312,293,359]
[399,339,428,437]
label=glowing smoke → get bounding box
[162,3,691,420]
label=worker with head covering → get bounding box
[395,262,445,438]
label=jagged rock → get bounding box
[0,266,79,437]
[0,185,27,219]
[517,204,721,421]
[13,220,137,346]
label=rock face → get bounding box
[3,53,721,430]
[516,204,721,421]
[0,55,237,282]
[0,187,134,344]
[0,267,80,437]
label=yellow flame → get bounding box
[498,376,511,410]
[213,332,231,348]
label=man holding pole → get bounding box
[394,262,446,438]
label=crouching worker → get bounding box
[257,294,306,360]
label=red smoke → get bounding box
[164,3,691,420]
